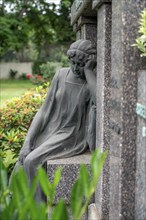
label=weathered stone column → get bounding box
[73,16,97,46]
[135,69,146,220]
[71,0,97,46]
[70,1,146,219]
[93,1,112,219]
[109,0,146,219]
[79,16,97,47]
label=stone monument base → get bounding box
[47,151,95,219]
[47,151,93,205]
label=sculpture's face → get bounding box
[70,55,87,79]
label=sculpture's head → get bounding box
[67,39,96,79]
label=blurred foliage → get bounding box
[0,15,29,56]
[9,69,18,79]
[61,54,70,67]
[0,82,49,174]
[0,148,107,220]
[40,62,59,81]
[0,0,75,60]
[32,60,46,75]
[132,8,146,57]
[31,61,61,85]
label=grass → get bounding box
[0,79,36,108]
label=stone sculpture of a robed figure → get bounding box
[11,39,97,203]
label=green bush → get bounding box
[19,73,27,80]
[61,54,69,67]
[32,60,46,75]
[0,83,49,174]
[47,45,68,63]
[31,62,60,85]
[132,8,146,56]
[40,62,59,82]
[0,148,107,220]
[9,69,18,79]
[30,74,45,85]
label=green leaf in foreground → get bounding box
[0,148,107,220]
[71,148,108,220]
[51,200,69,220]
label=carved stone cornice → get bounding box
[92,0,111,10]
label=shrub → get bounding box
[132,8,146,56]
[9,69,18,79]
[40,62,59,82]
[19,73,27,79]
[61,54,69,67]
[32,60,45,75]
[30,74,44,85]
[0,148,108,220]
[26,73,33,79]
[0,82,49,174]
[19,73,33,80]
[31,62,59,85]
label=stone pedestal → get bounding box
[47,152,92,204]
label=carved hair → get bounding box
[67,39,96,61]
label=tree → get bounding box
[0,5,30,57]
[55,0,75,43]
[0,0,75,59]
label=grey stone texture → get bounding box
[135,70,146,220]
[71,0,96,25]
[71,0,97,46]
[109,0,146,219]
[71,0,146,219]
[47,152,93,204]
[79,17,97,47]
[73,16,97,47]
[92,0,111,9]
[95,3,111,220]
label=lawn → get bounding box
[0,80,36,108]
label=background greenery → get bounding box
[133,8,146,57]
[0,80,36,107]
[0,82,49,174]
[0,0,75,62]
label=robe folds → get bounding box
[20,67,96,165]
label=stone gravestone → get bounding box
[47,153,92,205]
[135,70,146,220]
[94,1,112,219]
[70,0,146,219]
[108,1,146,219]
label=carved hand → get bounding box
[84,59,96,72]
[84,59,97,105]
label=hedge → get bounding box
[0,82,49,174]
